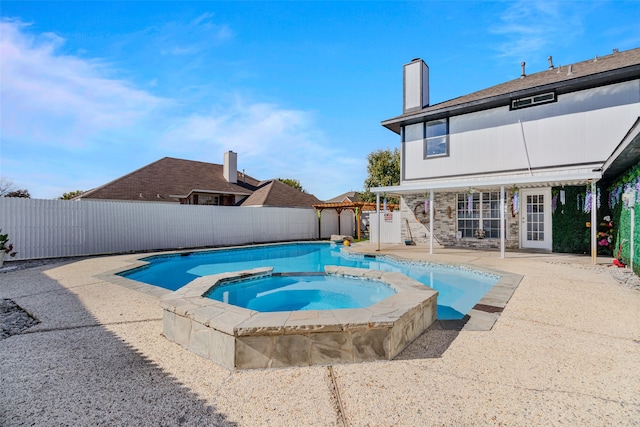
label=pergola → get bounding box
[312,201,398,241]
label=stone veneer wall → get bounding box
[401,192,519,250]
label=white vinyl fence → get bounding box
[0,198,349,260]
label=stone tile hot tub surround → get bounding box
[160,266,438,370]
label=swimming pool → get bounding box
[121,243,499,320]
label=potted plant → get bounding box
[0,229,17,267]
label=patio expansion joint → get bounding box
[18,318,163,336]
[327,366,348,427]
[429,365,640,407]
[501,314,640,342]
[5,280,107,299]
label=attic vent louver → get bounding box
[511,92,556,110]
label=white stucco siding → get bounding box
[403,80,640,183]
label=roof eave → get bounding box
[381,64,640,134]
[169,188,253,199]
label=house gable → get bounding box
[241,180,321,208]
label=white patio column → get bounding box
[429,189,434,255]
[376,192,381,252]
[500,185,505,258]
[591,181,597,265]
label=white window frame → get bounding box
[424,119,449,158]
[457,192,501,238]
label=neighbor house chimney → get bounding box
[403,58,429,113]
[223,151,237,183]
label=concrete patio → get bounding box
[1,243,639,425]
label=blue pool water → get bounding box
[121,243,499,319]
[206,275,397,312]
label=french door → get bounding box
[520,188,552,251]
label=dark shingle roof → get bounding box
[241,180,321,208]
[326,191,361,203]
[383,47,640,133]
[79,157,261,202]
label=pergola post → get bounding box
[317,209,322,240]
[355,207,361,241]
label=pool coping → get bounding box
[95,241,523,332]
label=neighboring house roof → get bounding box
[78,157,261,202]
[326,191,361,203]
[383,47,640,133]
[241,179,321,208]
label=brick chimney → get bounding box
[403,58,429,113]
[223,151,237,183]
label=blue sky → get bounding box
[1,1,639,200]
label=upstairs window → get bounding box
[425,119,448,158]
[403,123,423,142]
[511,92,556,110]
[401,119,449,159]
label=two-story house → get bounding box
[374,47,640,259]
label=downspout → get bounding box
[518,118,533,176]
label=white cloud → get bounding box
[157,96,363,199]
[491,1,584,62]
[0,19,167,149]
[157,12,234,56]
[0,19,363,200]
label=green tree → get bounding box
[60,190,85,200]
[361,148,400,203]
[277,178,306,193]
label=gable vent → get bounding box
[511,92,556,110]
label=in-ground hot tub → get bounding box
[160,266,438,369]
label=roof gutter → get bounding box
[371,170,602,195]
